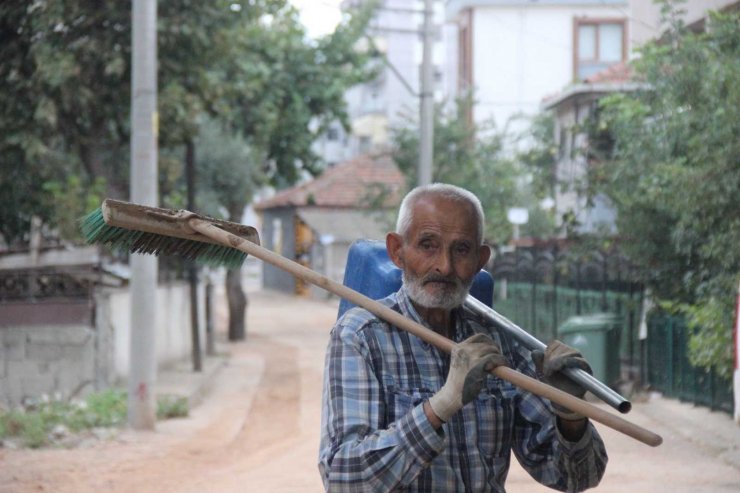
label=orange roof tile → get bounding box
[254,154,406,211]
[584,61,634,84]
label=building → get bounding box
[253,154,405,298]
[444,0,735,136]
[541,62,644,233]
[539,0,737,233]
[446,0,634,135]
[314,0,454,165]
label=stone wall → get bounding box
[0,323,101,407]
[0,281,203,408]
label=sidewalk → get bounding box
[634,391,740,471]
[155,348,228,410]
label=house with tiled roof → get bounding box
[253,154,406,297]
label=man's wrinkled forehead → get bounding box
[406,195,479,237]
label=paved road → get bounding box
[1,289,738,492]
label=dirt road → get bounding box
[1,289,738,492]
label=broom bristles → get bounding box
[80,207,248,269]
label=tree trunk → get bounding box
[226,202,248,341]
[226,267,247,341]
[79,122,128,200]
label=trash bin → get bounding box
[557,313,622,388]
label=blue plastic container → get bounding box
[337,240,493,319]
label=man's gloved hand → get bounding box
[531,340,592,421]
[428,333,508,423]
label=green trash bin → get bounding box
[557,313,622,388]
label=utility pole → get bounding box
[128,0,158,430]
[185,139,202,372]
[418,0,434,186]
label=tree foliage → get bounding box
[0,0,375,246]
[193,119,265,220]
[391,98,554,243]
[595,3,739,376]
[0,1,131,246]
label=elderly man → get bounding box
[319,183,607,492]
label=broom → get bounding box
[81,198,662,447]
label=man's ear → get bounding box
[477,244,491,271]
[386,232,405,269]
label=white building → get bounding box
[314,0,454,166]
[444,0,736,132]
[445,0,639,134]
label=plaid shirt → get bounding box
[319,287,607,492]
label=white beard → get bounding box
[402,270,473,310]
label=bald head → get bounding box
[396,183,485,245]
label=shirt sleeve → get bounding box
[509,346,609,492]
[318,318,447,492]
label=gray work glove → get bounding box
[531,340,592,421]
[428,333,508,423]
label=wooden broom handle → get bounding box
[189,218,663,448]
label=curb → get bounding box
[155,351,229,411]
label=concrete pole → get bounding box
[418,0,434,186]
[128,0,158,430]
[186,139,202,372]
[734,279,739,425]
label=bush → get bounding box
[156,395,189,420]
[0,389,189,448]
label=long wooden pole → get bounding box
[188,218,663,447]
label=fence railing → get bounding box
[646,314,733,414]
[488,244,734,415]
[489,245,644,377]
[493,282,643,371]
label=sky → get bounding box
[290,0,343,38]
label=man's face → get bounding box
[387,195,490,310]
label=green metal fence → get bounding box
[646,314,733,414]
[493,284,734,415]
[493,282,643,360]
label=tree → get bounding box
[214,2,377,186]
[512,112,559,239]
[192,119,265,340]
[187,2,376,340]
[1,1,376,340]
[595,3,739,377]
[391,98,538,244]
[0,1,131,246]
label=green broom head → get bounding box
[80,199,260,270]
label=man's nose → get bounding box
[434,249,453,276]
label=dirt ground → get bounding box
[1,288,739,492]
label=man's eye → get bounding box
[455,245,471,255]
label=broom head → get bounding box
[80,199,260,269]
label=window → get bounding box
[574,19,626,81]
